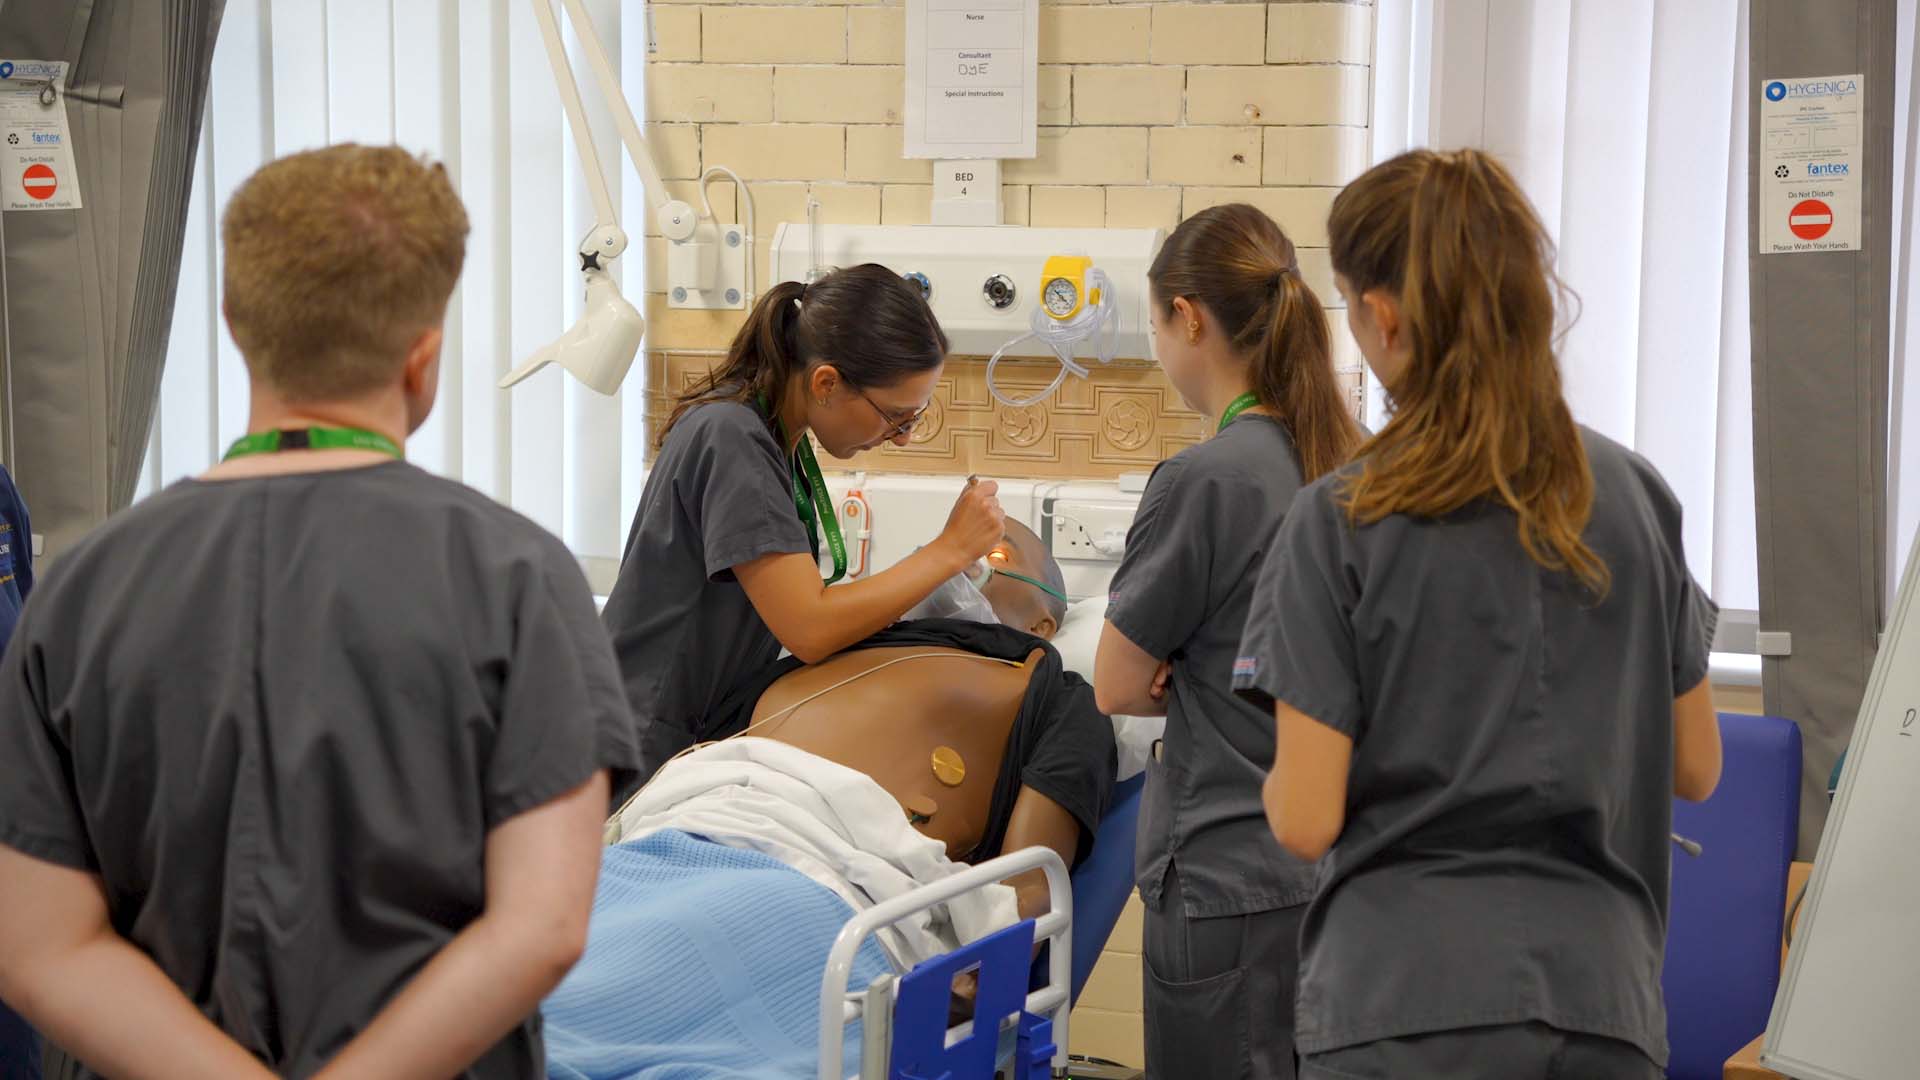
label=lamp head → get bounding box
[498,268,643,396]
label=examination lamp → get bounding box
[500,0,700,396]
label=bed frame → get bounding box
[817,847,1074,1080]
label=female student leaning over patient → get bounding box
[603,264,1005,786]
[1092,203,1364,1080]
[1235,147,1723,1079]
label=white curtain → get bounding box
[1370,0,1760,610]
[137,0,650,569]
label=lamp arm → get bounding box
[557,0,675,220]
[529,0,620,231]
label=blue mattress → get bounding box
[1069,773,1145,1001]
[544,830,891,1080]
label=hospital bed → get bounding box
[555,720,1145,1080]
[1067,773,1145,1000]
[809,773,1145,1080]
[818,847,1073,1080]
[1049,593,1155,1001]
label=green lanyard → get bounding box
[762,399,847,585]
[222,427,403,462]
[1217,392,1260,433]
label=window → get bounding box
[1371,0,1760,613]
[137,0,650,569]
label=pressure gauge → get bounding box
[1043,277,1079,319]
[1037,255,1096,321]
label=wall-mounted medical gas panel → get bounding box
[769,224,1165,362]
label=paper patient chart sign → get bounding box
[904,0,1039,160]
[1760,74,1862,254]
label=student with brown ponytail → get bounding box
[1092,203,1364,1079]
[1235,149,1723,1078]
[603,264,1006,786]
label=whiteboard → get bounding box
[1763,538,1920,1079]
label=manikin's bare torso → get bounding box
[749,645,1043,858]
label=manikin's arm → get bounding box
[998,786,1082,922]
[945,785,1081,1014]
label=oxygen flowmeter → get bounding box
[986,253,1121,407]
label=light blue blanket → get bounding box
[544,829,892,1080]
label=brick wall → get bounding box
[642,0,1375,397]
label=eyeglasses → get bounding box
[854,387,932,441]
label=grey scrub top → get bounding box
[1106,414,1315,918]
[603,401,814,783]
[1234,427,1717,1066]
[0,462,640,1079]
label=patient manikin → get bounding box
[542,524,1104,1080]
[900,520,1068,634]
[750,520,1079,916]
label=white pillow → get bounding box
[1051,594,1106,679]
[1055,595,1163,782]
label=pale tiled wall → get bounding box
[645,5,1371,1062]
[641,0,1376,483]
[1075,890,1148,1067]
[1717,681,1763,716]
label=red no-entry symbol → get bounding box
[20,163,54,201]
[1789,198,1833,241]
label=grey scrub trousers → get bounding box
[602,400,815,786]
[1105,415,1315,1080]
[1235,427,1718,1078]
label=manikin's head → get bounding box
[979,520,1069,640]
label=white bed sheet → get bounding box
[609,737,1019,969]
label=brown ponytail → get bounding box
[1263,268,1357,482]
[659,264,949,448]
[1148,203,1363,482]
[1327,148,1608,595]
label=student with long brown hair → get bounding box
[603,264,1006,785]
[1092,203,1364,1079]
[1235,148,1723,1078]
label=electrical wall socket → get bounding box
[1044,499,1135,562]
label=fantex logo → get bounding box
[1807,161,1849,177]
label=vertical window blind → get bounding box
[139,0,651,565]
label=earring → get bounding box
[817,397,828,406]
[1187,321,1200,345]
